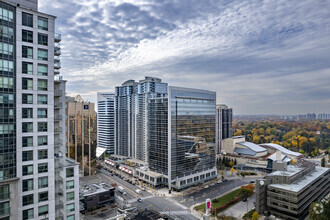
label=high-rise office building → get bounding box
[97,93,115,156]
[216,104,233,154]
[66,95,97,176]
[148,86,217,191]
[115,77,167,162]
[0,1,79,219]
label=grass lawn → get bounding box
[195,188,243,212]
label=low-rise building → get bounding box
[255,160,330,220]
[80,183,115,211]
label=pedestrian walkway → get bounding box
[160,210,190,215]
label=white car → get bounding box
[217,180,222,184]
[204,185,209,189]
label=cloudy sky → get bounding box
[40,0,330,115]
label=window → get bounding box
[22,94,33,104]
[22,108,33,118]
[66,168,74,178]
[67,215,75,220]
[38,163,48,173]
[66,180,74,190]
[0,109,13,119]
[38,64,47,76]
[22,62,33,74]
[37,95,47,104]
[38,17,48,30]
[22,12,33,27]
[38,122,47,132]
[37,109,47,118]
[0,26,14,39]
[38,150,48,160]
[0,8,14,22]
[38,33,48,46]
[0,185,9,200]
[38,205,48,216]
[38,192,48,202]
[200,174,205,179]
[0,42,14,55]
[23,194,34,206]
[23,137,33,147]
[38,136,47,146]
[66,203,75,213]
[0,76,13,88]
[38,177,48,189]
[22,151,33,161]
[0,124,14,134]
[37,49,48,61]
[0,59,14,72]
[22,179,33,192]
[22,122,33,133]
[37,79,47,91]
[22,46,33,59]
[23,208,34,220]
[22,30,33,43]
[66,192,74,201]
[22,165,33,176]
[0,94,14,104]
[22,78,33,90]
[0,202,10,216]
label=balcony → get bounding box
[55,33,61,43]
[54,61,61,69]
[55,201,64,210]
[54,140,62,146]
[54,115,62,121]
[54,46,61,56]
[54,69,60,75]
[54,127,62,133]
[54,90,63,97]
[54,56,60,62]
[54,102,63,108]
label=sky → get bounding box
[39,0,330,115]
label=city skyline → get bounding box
[39,0,330,115]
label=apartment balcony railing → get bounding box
[54,69,60,75]
[0,207,10,217]
[54,61,61,69]
[55,176,64,185]
[54,115,62,121]
[54,46,61,56]
[54,102,63,108]
[54,90,63,97]
[55,201,64,210]
[54,56,60,62]
[0,192,10,201]
[55,33,61,42]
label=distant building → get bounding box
[97,93,115,156]
[256,160,330,220]
[66,95,97,176]
[216,104,233,154]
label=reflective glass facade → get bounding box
[0,1,16,181]
[169,87,216,180]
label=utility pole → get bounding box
[82,102,84,175]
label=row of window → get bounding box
[0,7,14,22]
[22,62,48,75]
[22,122,47,133]
[22,179,73,192]
[23,191,48,206]
[22,30,48,46]
[22,108,47,118]
[22,12,48,31]
[22,205,48,220]
[23,136,48,147]
[23,94,47,104]
[22,46,48,60]
[22,78,47,91]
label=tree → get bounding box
[234,129,242,136]
[251,211,259,220]
[229,161,234,167]
[230,167,235,174]
[321,157,325,167]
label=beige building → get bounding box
[256,160,330,220]
[65,95,97,176]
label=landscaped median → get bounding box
[194,184,254,216]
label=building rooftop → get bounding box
[260,143,302,157]
[234,147,257,156]
[269,166,329,192]
[268,165,303,177]
[266,152,291,163]
[237,141,267,153]
[81,183,114,197]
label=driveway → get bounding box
[220,193,255,219]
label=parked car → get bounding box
[250,181,255,183]
[242,198,247,202]
[137,198,142,202]
[217,180,222,184]
[204,185,209,189]
[210,183,215,187]
[223,179,228,182]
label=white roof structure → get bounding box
[237,142,267,153]
[260,143,302,157]
[269,166,329,192]
[96,147,107,157]
[267,152,291,163]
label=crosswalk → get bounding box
[160,210,191,215]
[127,195,155,203]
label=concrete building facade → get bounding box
[216,104,233,154]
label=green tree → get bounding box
[251,211,259,220]
[321,157,325,167]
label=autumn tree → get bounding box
[251,211,259,220]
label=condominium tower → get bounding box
[115,77,167,162]
[97,92,115,156]
[0,0,79,219]
[216,104,233,154]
